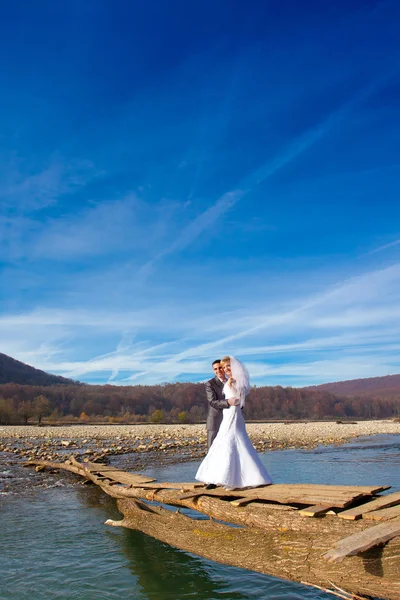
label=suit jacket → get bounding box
[205,376,229,432]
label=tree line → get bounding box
[0,381,399,425]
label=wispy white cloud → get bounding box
[4,261,394,385]
[0,159,102,262]
[0,160,97,211]
[139,190,244,277]
[366,238,400,255]
[230,329,400,357]
[1,4,400,392]
[139,68,397,278]
[33,195,146,259]
[1,193,181,267]
[1,164,64,211]
[246,355,400,385]
[0,307,171,330]
[245,69,398,190]
[116,263,400,383]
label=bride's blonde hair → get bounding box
[220,356,230,365]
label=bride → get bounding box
[196,355,272,489]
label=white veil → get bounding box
[230,356,250,408]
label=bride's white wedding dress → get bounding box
[196,381,272,489]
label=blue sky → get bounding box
[1,0,400,386]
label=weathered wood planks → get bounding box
[338,491,400,520]
[181,483,383,509]
[69,458,157,485]
[323,516,400,562]
[363,503,400,521]
[298,504,334,517]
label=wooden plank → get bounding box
[248,483,390,494]
[82,462,122,471]
[116,481,203,492]
[71,464,390,497]
[216,483,389,501]
[230,496,261,507]
[229,497,298,510]
[230,494,355,509]
[80,462,156,482]
[180,485,363,508]
[180,489,228,500]
[131,482,201,490]
[231,501,297,511]
[238,483,391,495]
[338,491,400,520]
[323,516,400,562]
[183,483,388,497]
[96,478,197,490]
[244,490,370,509]
[364,504,400,521]
[299,505,334,517]
[92,469,156,485]
[181,485,366,500]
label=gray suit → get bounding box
[205,376,229,448]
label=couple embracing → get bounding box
[196,356,272,490]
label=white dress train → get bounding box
[196,382,272,489]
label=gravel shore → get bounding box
[1,420,399,494]
[1,420,399,464]
[2,420,400,442]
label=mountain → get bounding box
[1,349,399,401]
[305,374,400,399]
[0,353,78,386]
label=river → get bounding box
[1,434,399,600]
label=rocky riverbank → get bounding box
[1,421,399,495]
[1,420,400,465]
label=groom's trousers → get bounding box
[207,430,218,449]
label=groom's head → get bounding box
[212,359,225,380]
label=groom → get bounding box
[205,359,236,448]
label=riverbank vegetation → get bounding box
[0,381,399,425]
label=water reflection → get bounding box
[120,528,248,600]
[73,484,269,599]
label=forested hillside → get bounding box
[0,353,77,386]
[0,380,399,425]
[1,353,399,424]
[306,374,400,399]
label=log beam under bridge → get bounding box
[25,458,400,600]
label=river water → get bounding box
[1,434,399,600]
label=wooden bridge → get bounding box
[27,457,400,600]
